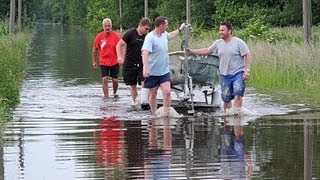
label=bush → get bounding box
[238,18,286,42]
[0,19,9,36]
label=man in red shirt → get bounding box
[92,18,121,98]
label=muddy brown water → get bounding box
[1,23,319,180]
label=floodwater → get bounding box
[1,23,320,180]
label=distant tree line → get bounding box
[1,0,320,32]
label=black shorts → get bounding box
[123,62,144,86]
[100,64,119,78]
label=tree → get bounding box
[66,0,88,25]
[122,0,145,29]
[17,0,21,29]
[85,0,119,32]
[0,0,10,19]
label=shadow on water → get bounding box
[1,23,320,179]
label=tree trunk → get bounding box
[9,0,16,35]
[303,0,312,46]
[144,0,148,18]
[24,0,27,23]
[18,0,22,30]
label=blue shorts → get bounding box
[220,71,246,102]
[144,73,171,88]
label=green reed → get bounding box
[248,41,320,105]
[0,33,31,119]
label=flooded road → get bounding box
[1,24,320,180]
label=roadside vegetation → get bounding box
[0,20,31,121]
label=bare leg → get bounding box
[149,87,158,116]
[112,78,119,96]
[130,85,138,104]
[233,95,243,115]
[160,81,171,117]
[233,95,243,109]
[223,101,232,111]
[102,76,109,97]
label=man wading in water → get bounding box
[92,18,121,98]
[116,18,151,109]
[189,21,253,115]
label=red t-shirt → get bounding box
[93,31,121,66]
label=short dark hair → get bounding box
[139,18,151,26]
[220,21,233,32]
[154,16,167,27]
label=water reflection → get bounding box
[144,117,172,179]
[304,119,313,180]
[95,116,126,179]
[94,116,174,179]
[220,116,253,179]
[124,120,146,179]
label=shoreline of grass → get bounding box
[0,33,32,121]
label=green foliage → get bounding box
[85,0,120,33]
[155,0,185,27]
[214,1,252,29]
[121,0,145,29]
[0,19,9,36]
[238,19,286,42]
[190,0,215,29]
[276,0,302,26]
[0,0,9,19]
[66,0,88,25]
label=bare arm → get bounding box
[168,28,181,40]
[116,39,126,65]
[189,48,213,55]
[243,52,253,80]
[169,23,186,40]
[244,52,252,69]
[92,47,99,69]
[142,50,150,78]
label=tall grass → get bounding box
[0,33,31,120]
[169,27,320,107]
[249,41,320,105]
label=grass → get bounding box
[0,32,31,121]
[169,27,320,107]
[248,41,320,106]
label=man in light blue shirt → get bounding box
[189,22,253,114]
[142,16,186,116]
